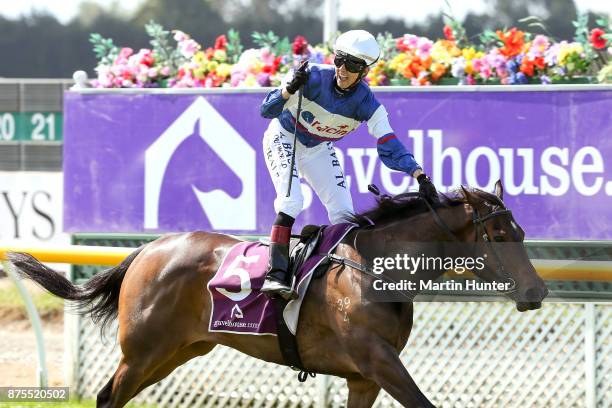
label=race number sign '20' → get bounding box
[63,89,612,239]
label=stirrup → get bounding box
[261,278,298,301]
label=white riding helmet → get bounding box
[334,30,380,66]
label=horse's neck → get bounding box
[362,207,467,282]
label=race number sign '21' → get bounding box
[63,89,612,240]
[0,112,62,141]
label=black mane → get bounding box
[347,187,503,227]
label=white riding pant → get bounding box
[263,119,353,224]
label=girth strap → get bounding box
[272,298,316,382]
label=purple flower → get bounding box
[507,59,519,73]
[540,75,551,85]
[257,73,271,87]
[516,72,528,84]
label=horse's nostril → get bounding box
[524,288,541,302]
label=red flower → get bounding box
[140,52,154,67]
[214,35,227,50]
[396,37,409,52]
[590,28,607,50]
[443,25,455,42]
[520,56,545,77]
[497,27,525,57]
[273,56,282,69]
[292,35,308,55]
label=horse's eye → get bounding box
[494,236,505,242]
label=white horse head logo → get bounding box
[144,97,256,230]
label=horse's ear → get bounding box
[494,180,504,201]
[461,185,479,206]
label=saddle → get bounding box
[261,224,328,282]
[288,225,327,281]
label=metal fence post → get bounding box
[2,260,48,387]
[584,303,596,408]
[63,265,81,395]
[316,374,330,407]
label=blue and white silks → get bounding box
[260,64,421,175]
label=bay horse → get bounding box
[8,181,548,407]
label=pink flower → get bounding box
[396,34,418,52]
[528,35,550,59]
[404,35,419,48]
[160,66,171,76]
[179,39,200,58]
[480,66,492,79]
[260,48,275,64]
[173,30,188,42]
[97,73,113,88]
[532,35,549,50]
[119,47,133,59]
[147,68,158,78]
[416,37,433,59]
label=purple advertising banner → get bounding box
[63,88,612,239]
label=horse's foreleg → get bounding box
[346,376,381,408]
[352,340,435,408]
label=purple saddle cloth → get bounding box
[207,223,356,335]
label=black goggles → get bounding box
[333,51,367,73]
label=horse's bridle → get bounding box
[423,195,517,291]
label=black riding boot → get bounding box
[261,214,297,300]
[262,242,297,300]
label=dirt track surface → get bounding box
[0,278,66,387]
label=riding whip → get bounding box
[286,84,303,197]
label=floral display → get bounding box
[89,16,611,88]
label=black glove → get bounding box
[417,173,440,204]
[286,61,309,94]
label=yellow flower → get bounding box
[217,63,232,77]
[559,43,584,65]
[465,60,474,75]
[243,74,258,87]
[193,67,206,80]
[389,54,408,71]
[462,47,482,61]
[194,51,208,65]
[207,61,219,72]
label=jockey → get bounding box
[260,30,439,300]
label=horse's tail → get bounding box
[6,246,145,330]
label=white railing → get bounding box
[69,301,611,407]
